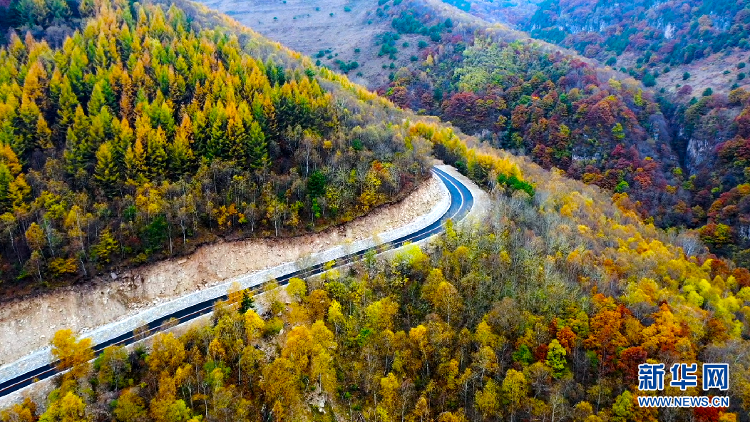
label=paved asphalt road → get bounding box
[0,166,474,398]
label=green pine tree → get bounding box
[240,290,254,314]
[15,95,42,156]
[63,107,92,177]
[168,126,195,177]
[146,128,168,180]
[208,106,228,159]
[55,78,79,140]
[0,164,12,212]
[88,82,108,115]
[246,120,268,171]
[94,142,120,197]
[226,114,249,161]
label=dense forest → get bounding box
[0,0,439,290]
[2,0,750,421]
[6,123,750,422]
[377,2,683,222]
[369,0,750,267]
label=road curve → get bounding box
[0,166,474,399]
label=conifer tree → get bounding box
[226,109,248,161]
[146,127,168,180]
[36,115,53,150]
[168,115,195,177]
[124,138,146,182]
[240,290,254,314]
[55,78,79,141]
[63,106,92,177]
[15,95,42,156]
[208,104,228,159]
[94,142,120,197]
[88,81,108,115]
[246,120,268,171]
[0,164,13,212]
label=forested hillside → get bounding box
[376,1,684,223]
[0,0,437,291]
[2,0,750,421]
[158,0,750,266]
[9,122,750,422]
[432,0,750,96]
[366,0,750,266]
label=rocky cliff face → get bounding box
[685,136,712,175]
[683,106,742,175]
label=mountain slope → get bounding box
[524,0,750,97]
[0,0,440,293]
[249,0,750,265]
[1,1,750,422]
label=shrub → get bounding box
[263,317,284,337]
[497,173,535,197]
[642,72,656,87]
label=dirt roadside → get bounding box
[0,175,445,365]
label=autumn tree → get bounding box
[51,329,94,380]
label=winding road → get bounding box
[0,166,474,399]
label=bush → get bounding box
[335,60,359,73]
[392,10,423,34]
[642,72,656,87]
[379,43,398,57]
[307,170,327,197]
[683,72,691,80]
[497,173,535,197]
[263,317,284,337]
[702,87,713,96]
